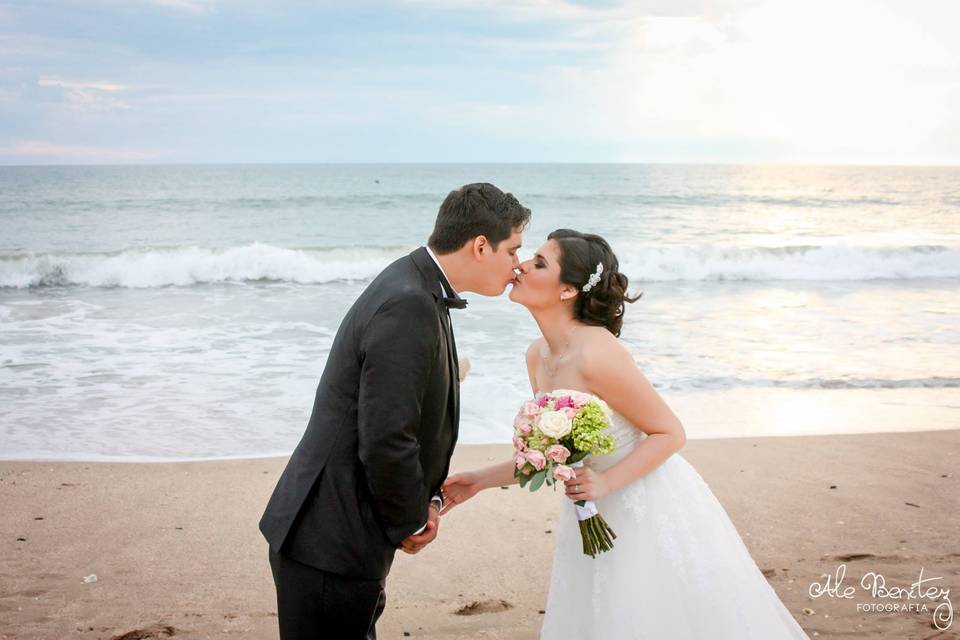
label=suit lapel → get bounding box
[443,309,460,438]
[410,248,461,435]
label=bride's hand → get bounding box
[564,466,610,502]
[441,471,483,514]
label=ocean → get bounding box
[1,163,958,460]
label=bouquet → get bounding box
[512,390,617,557]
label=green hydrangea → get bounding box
[568,401,615,456]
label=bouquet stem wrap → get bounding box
[512,390,618,559]
[570,460,617,557]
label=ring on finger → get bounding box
[575,484,581,493]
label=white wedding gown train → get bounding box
[540,398,810,639]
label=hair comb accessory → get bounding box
[581,262,604,292]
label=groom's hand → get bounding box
[399,502,440,554]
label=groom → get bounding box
[259,183,531,639]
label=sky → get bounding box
[1,0,958,165]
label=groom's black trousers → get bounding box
[269,546,386,640]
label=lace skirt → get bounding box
[540,454,810,639]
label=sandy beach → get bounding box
[1,430,957,640]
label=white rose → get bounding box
[537,410,572,439]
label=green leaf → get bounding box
[517,472,531,488]
[530,470,546,491]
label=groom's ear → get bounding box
[471,235,490,256]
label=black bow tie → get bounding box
[443,297,468,310]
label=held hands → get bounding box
[400,501,441,554]
[564,466,611,502]
[440,471,483,514]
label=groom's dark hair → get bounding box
[428,183,531,254]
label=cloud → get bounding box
[0,140,165,162]
[34,76,136,111]
[38,77,131,92]
[393,0,751,22]
[543,0,960,162]
[1,0,957,163]
[137,0,220,14]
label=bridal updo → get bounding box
[548,229,640,337]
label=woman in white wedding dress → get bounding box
[442,229,810,639]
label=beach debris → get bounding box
[499,486,509,490]
[905,501,920,508]
[829,485,837,489]
[833,553,875,561]
[34,516,44,520]
[109,624,178,640]
[455,599,514,616]
[761,568,776,578]
[403,633,411,637]
[82,574,98,584]
[16,537,26,542]
[802,607,815,615]
[538,610,545,615]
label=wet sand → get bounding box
[1,430,957,639]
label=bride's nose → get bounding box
[517,260,532,274]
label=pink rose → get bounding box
[513,436,527,452]
[553,464,575,482]
[516,422,532,436]
[536,394,551,408]
[524,449,547,471]
[569,391,593,408]
[514,453,528,470]
[522,401,541,417]
[545,444,571,464]
[555,395,574,409]
[561,407,578,420]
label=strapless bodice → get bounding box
[585,409,646,472]
[537,389,645,472]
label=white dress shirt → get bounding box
[425,245,458,297]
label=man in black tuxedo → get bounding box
[259,183,531,639]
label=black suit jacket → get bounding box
[259,247,461,580]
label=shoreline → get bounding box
[3,424,960,465]
[2,430,957,639]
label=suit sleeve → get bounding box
[357,290,441,546]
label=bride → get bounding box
[441,229,810,639]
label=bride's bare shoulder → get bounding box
[525,336,546,363]
[578,327,633,372]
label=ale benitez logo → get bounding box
[808,563,953,631]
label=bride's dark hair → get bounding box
[548,229,641,337]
